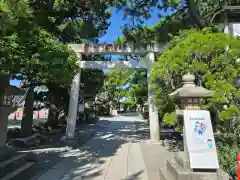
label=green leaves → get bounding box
[30,0,111,43]
[152,29,240,123]
[163,112,177,126]
[150,29,240,178]
[216,141,239,178]
[104,68,147,106]
[81,68,105,97]
[1,0,112,88]
[219,104,240,121]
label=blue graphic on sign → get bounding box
[192,121,206,136]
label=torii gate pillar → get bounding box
[146,52,160,142]
[64,53,82,140]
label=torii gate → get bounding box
[65,43,168,142]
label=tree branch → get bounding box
[210,9,226,23]
[186,0,207,28]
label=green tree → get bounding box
[18,30,78,136]
[118,0,240,29]
[126,69,147,106]
[81,69,105,98]
[116,0,240,50]
[29,0,112,43]
[152,29,240,120]
[151,29,240,178]
[0,0,114,136]
[103,67,148,111]
[103,69,129,106]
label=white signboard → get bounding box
[78,104,84,113]
[184,110,219,169]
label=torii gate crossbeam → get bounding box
[64,43,168,142]
[79,60,147,69]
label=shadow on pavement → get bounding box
[23,116,150,180]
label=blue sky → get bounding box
[98,7,161,43]
[10,7,170,87]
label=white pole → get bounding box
[146,52,160,141]
[65,53,82,139]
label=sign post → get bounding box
[184,110,219,169]
[160,73,229,180]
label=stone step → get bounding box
[189,171,229,180]
[159,168,174,180]
[174,152,189,170]
[0,149,16,161]
[166,159,190,180]
[0,154,27,178]
[0,154,26,167]
[0,161,35,180]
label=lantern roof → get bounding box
[169,73,213,99]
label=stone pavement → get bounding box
[32,115,172,180]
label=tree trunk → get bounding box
[0,73,9,92]
[21,86,34,137]
[46,83,69,128]
[47,104,59,128]
[47,92,59,128]
[187,0,207,28]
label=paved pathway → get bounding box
[33,115,172,180]
[35,116,149,180]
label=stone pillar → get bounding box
[146,52,160,141]
[0,74,10,148]
[182,127,190,169]
[65,53,82,139]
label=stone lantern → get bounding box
[170,73,213,167]
[169,73,213,113]
[159,73,229,180]
[0,93,13,107]
[0,73,25,148]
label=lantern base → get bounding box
[159,152,229,180]
[60,136,79,147]
[175,151,190,170]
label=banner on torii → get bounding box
[79,60,147,69]
[68,43,167,55]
